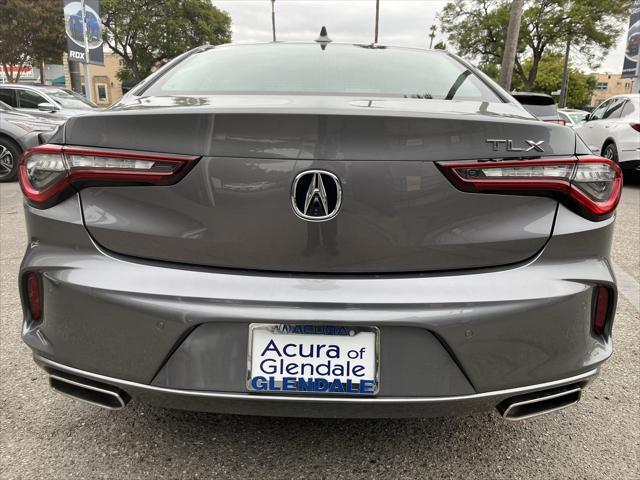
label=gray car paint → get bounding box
[69,101,575,272]
[21,195,614,393]
[0,107,50,152]
[19,43,616,417]
[81,160,557,272]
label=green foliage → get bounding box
[479,63,501,82]
[440,0,630,91]
[433,41,447,50]
[0,0,65,82]
[101,0,232,81]
[511,54,596,107]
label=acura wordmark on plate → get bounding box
[247,324,380,395]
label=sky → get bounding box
[212,0,630,74]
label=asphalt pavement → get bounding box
[1,181,638,480]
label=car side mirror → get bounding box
[37,102,58,112]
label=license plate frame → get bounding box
[246,324,380,396]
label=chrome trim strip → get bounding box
[36,355,598,405]
[49,373,126,410]
[501,387,582,421]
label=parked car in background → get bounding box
[558,108,589,127]
[19,42,621,420]
[0,84,97,121]
[575,94,640,177]
[0,100,61,181]
[511,92,565,125]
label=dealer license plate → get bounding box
[247,324,379,395]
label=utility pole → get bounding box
[374,0,380,43]
[80,0,92,101]
[635,52,640,93]
[559,39,571,108]
[499,0,525,91]
[271,0,276,42]
[428,24,436,49]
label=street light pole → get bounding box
[271,0,276,42]
[374,0,380,43]
[559,39,571,108]
[499,0,525,90]
[80,0,92,102]
[635,53,640,93]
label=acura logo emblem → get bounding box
[291,170,342,222]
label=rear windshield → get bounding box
[144,43,502,101]
[564,112,588,124]
[522,104,558,117]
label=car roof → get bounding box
[206,41,453,55]
[0,83,53,90]
[605,93,640,101]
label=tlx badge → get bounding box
[485,139,545,152]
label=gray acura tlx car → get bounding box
[18,42,622,420]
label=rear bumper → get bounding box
[36,355,598,418]
[20,196,617,417]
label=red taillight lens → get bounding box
[630,123,640,132]
[26,272,42,321]
[544,119,566,126]
[593,286,611,336]
[19,145,199,208]
[438,156,622,221]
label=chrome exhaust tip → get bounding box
[498,386,582,421]
[49,373,129,410]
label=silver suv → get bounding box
[0,84,97,121]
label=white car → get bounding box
[558,109,589,127]
[575,94,640,177]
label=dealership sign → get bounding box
[622,0,640,78]
[0,65,35,82]
[63,0,104,65]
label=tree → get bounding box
[0,0,65,83]
[512,53,596,107]
[101,0,232,82]
[440,0,630,91]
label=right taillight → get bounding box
[438,156,622,221]
[19,145,199,209]
[630,123,640,132]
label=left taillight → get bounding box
[19,145,199,208]
[25,272,42,321]
[437,156,622,221]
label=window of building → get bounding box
[624,82,630,89]
[596,82,608,90]
[95,83,109,104]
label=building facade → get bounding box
[63,51,124,106]
[589,73,634,107]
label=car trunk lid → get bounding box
[66,98,575,273]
